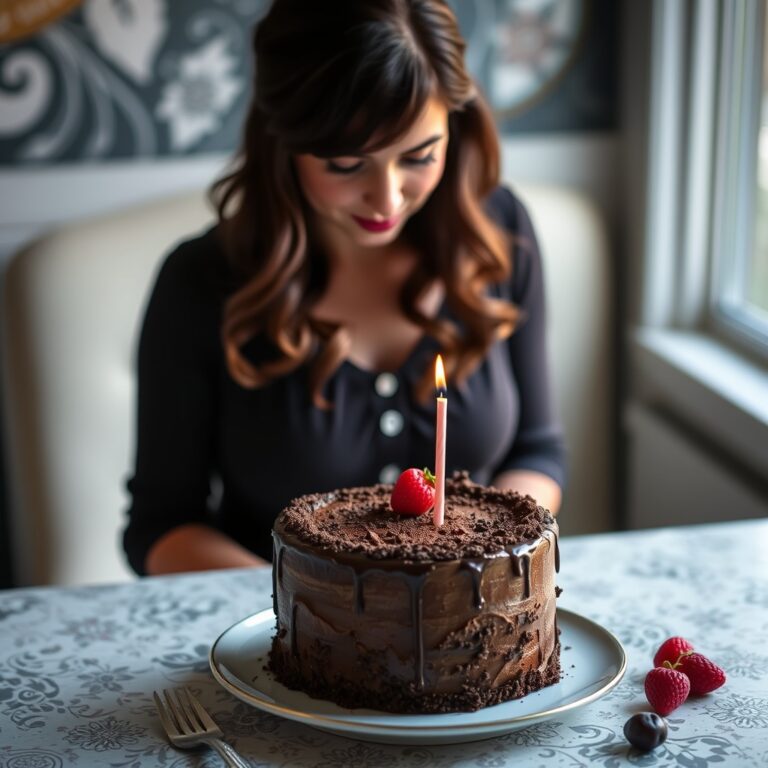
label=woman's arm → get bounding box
[124,236,247,576]
[489,188,567,509]
[491,468,562,515]
[146,524,268,574]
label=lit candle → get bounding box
[433,354,447,526]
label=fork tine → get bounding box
[184,687,219,732]
[153,691,180,738]
[170,690,200,735]
[165,689,194,736]
[178,687,206,731]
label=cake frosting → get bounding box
[269,472,560,713]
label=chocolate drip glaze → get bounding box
[352,570,364,614]
[461,559,486,609]
[272,537,286,617]
[405,571,428,688]
[269,473,560,713]
[276,539,286,582]
[271,538,277,614]
[509,540,540,599]
[290,599,298,656]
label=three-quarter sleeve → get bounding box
[491,188,567,489]
[122,238,220,575]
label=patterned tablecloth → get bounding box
[0,519,766,767]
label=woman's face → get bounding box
[293,96,449,255]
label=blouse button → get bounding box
[380,409,404,437]
[379,464,401,483]
[375,372,398,397]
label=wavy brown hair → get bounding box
[211,0,519,407]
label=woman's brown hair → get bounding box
[211,0,518,407]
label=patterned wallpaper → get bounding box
[0,0,617,162]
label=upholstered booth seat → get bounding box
[1,184,611,586]
[2,193,211,586]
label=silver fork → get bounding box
[153,687,251,767]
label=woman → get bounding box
[123,0,565,576]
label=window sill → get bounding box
[630,327,768,480]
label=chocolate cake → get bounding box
[269,472,560,713]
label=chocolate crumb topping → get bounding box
[275,471,555,561]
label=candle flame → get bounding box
[435,354,447,394]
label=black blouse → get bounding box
[122,186,566,575]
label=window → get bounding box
[630,0,768,490]
[711,0,768,355]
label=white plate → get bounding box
[209,607,626,745]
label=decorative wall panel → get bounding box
[0,0,617,166]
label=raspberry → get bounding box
[676,652,726,695]
[653,636,694,668]
[644,667,690,716]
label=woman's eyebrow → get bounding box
[401,134,443,154]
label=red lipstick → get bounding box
[352,215,400,233]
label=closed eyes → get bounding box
[325,159,364,175]
[403,152,437,167]
[325,152,437,175]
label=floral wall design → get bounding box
[0,0,260,162]
[0,0,617,166]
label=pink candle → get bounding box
[433,355,447,526]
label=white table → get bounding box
[1,519,766,766]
